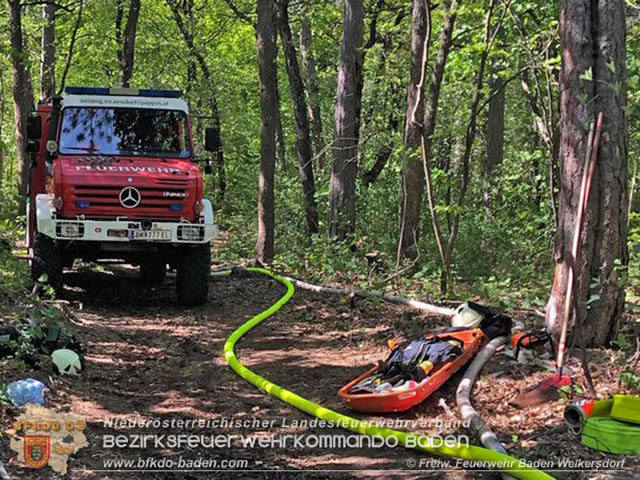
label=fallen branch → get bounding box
[283,276,455,318]
[211,264,455,317]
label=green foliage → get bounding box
[620,371,640,393]
[0,383,10,406]
[0,244,29,300]
[0,0,636,307]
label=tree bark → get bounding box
[299,9,326,169]
[40,1,55,100]
[120,0,141,87]
[482,25,504,210]
[256,0,278,262]
[277,0,318,235]
[274,67,286,168]
[0,72,5,190]
[547,0,628,347]
[329,0,364,241]
[398,0,458,263]
[8,0,34,214]
[397,0,430,262]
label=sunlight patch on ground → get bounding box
[149,390,217,418]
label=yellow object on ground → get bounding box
[611,395,640,425]
[222,267,555,480]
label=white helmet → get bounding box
[51,349,82,376]
[452,302,484,328]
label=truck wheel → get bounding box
[140,259,167,285]
[176,243,210,306]
[31,233,63,295]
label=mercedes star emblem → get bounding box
[119,186,141,208]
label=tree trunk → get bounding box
[0,73,5,190]
[547,0,628,347]
[8,0,34,214]
[398,0,458,263]
[120,0,141,87]
[57,0,83,95]
[274,67,287,168]
[168,0,226,203]
[299,11,326,169]
[40,2,55,100]
[397,0,430,262]
[362,35,400,187]
[256,0,278,262]
[329,0,364,241]
[482,25,504,210]
[362,117,398,185]
[278,0,318,235]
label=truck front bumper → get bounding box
[35,194,218,244]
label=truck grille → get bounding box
[70,185,189,219]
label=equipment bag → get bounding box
[378,336,464,384]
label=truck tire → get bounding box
[31,233,63,295]
[176,243,210,306]
[140,259,167,285]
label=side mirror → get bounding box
[204,127,220,152]
[27,112,42,140]
[27,140,40,154]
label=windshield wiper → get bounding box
[63,147,101,152]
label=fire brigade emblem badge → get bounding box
[24,435,50,468]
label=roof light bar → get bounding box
[64,86,182,98]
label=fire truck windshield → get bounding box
[58,107,191,158]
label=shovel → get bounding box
[511,112,603,408]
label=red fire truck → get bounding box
[25,87,218,305]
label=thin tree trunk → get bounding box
[116,0,124,68]
[40,1,55,100]
[362,36,400,187]
[548,0,628,347]
[397,0,431,262]
[167,0,226,202]
[278,0,318,235]
[399,0,458,264]
[511,8,560,226]
[441,0,498,294]
[482,25,504,211]
[57,0,83,95]
[0,72,5,190]
[274,68,286,167]
[329,0,364,241]
[362,118,399,186]
[8,0,34,214]
[299,10,326,169]
[256,0,278,262]
[120,0,141,87]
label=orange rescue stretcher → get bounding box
[338,328,489,413]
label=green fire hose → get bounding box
[222,267,554,480]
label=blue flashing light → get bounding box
[65,86,182,98]
[169,204,183,212]
[76,200,90,209]
[139,89,182,98]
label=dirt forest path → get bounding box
[2,264,637,480]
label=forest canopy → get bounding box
[0,0,638,346]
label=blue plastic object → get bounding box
[5,378,45,406]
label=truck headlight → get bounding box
[56,222,84,238]
[177,225,203,241]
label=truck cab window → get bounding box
[59,107,191,158]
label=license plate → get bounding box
[129,230,171,241]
